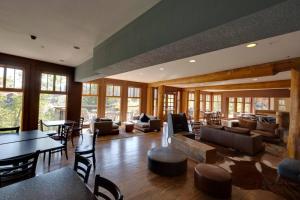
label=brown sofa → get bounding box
[232,118,282,143]
[90,118,119,135]
[200,126,265,155]
[131,114,161,132]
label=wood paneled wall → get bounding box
[0,53,82,131]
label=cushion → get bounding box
[141,114,150,122]
[112,124,119,129]
[238,118,257,130]
[251,130,277,138]
[224,127,250,135]
[136,122,149,128]
[100,118,112,122]
[206,125,224,130]
[256,121,278,134]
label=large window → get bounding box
[205,94,211,112]
[105,85,121,121]
[213,94,221,112]
[0,66,23,128]
[81,83,98,122]
[39,73,67,121]
[228,97,235,118]
[188,92,195,119]
[127,87,141,120]
[253,97,269,110]
[153,88,158,116]
[244,97,252,113]
[236,97,243,113]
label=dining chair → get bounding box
[39,120,57,137]
[48,125,73,165]
[73,154,92,184]
[0,151,40,188]
[94,174,123,200]
[75,129,98,169]
[0,127,20,133]
[72,117,84,145]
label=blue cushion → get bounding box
[278,159,300,183]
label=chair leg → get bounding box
[92,153,96,169]
[43,152,46,161]
[71,133,74,147]
[48,151,51,166]
[65,148,68,160]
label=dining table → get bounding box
[0,130,48,145]
[0,167,97,200]
[42,120,75,134]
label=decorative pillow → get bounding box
[256,121,278,134]
[140,114,150,122]
[238,118,257,130]
[224,126,250,135]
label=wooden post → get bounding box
[194,90,200,122]
[181,90,188,114]
[287,67,300,159]
[146,87,153,115]
[157,85,165,123]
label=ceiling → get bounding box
[108,30,300,86]
[0,0,160,66]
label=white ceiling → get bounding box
[0,0,160,66]
[108,30,300,86]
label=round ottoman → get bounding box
[147,147,187,176]
[194,164,232,198]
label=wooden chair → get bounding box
[94,174,123,200]
[0,127,20,133]
[75,129,98,169]
[73,154,92,184]
[39,120,57,136]
[72,117,84,146]
[47,125,72,166]
[0,151,40,188]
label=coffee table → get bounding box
[125,122,134,132]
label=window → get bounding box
[153,88,158,116]
[236,97,243,113]
[228,97,235,118]
[81,83,98,122]
[244,97,252,113]
[105,85,121,121]
[41,73,66,92]
[205,94,211,112]
[0,66,24,128]
[127,87,141,120]
[167,94,175,114]
[188,92,195,118]
[278,98,289,111]
[270,98,275,110]
[39,73,67,121]
[254,97,269,110]
[213,95,221,112]
[200,94,204,112]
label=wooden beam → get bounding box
[287,68,300,159]
[157,85,165,123]
[149,57,300,87]
[184,80,290,91]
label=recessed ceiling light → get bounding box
[159,67,164,71]
[246,43,257,48]
[59,59,64,62]
[189,59,196,63]
[252,78,258,81]
[30,35,37,40]
[74,46,80,50]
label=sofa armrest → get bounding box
[149,119,161,130]
[231,121,239,127]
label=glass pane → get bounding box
[6,68,15,88]
[41,74,47,91]
[55,75,66,92]
[0,67,4,87]
[105,97,121,121]
[106,85,113,96]
[82,83,90,95]
[188,100,194,118]
[0,92,23,128]
[127,98,140,120]
[47,74,54,91]
[15,69,23,89]
[270,98,275,110]
[81,96,98,122]
[254,98,269,110]
[61,76,67,92]
[90,84,98,95]
[114,86,121,96]
[245,104,251,113]
[39,94,66,121]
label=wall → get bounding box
[0,53,82,131]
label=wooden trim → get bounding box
[149,57,300,87]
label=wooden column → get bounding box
[146,86,153,115]
[181,90,188,114]
[194,90,200,122]
[157,85,165,123]
[288,67,300,159]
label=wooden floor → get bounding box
[36,124,289,200]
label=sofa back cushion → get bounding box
[224,126,250,135]
[256,121,278,134]
[140,114,150,122]
[239,118,257,130]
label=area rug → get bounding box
[97,130,150,141]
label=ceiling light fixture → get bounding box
[159,67,164,71]
[246,43,257,48]
[252,78,258,81]
[74,46,80,50]
[189,59,196,63]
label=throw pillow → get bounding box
[140,114,150,122]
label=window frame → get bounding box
[40,73,68,94]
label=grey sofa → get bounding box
[200,126,265,155]
[90,118,119,135]
[131,114,161,132]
